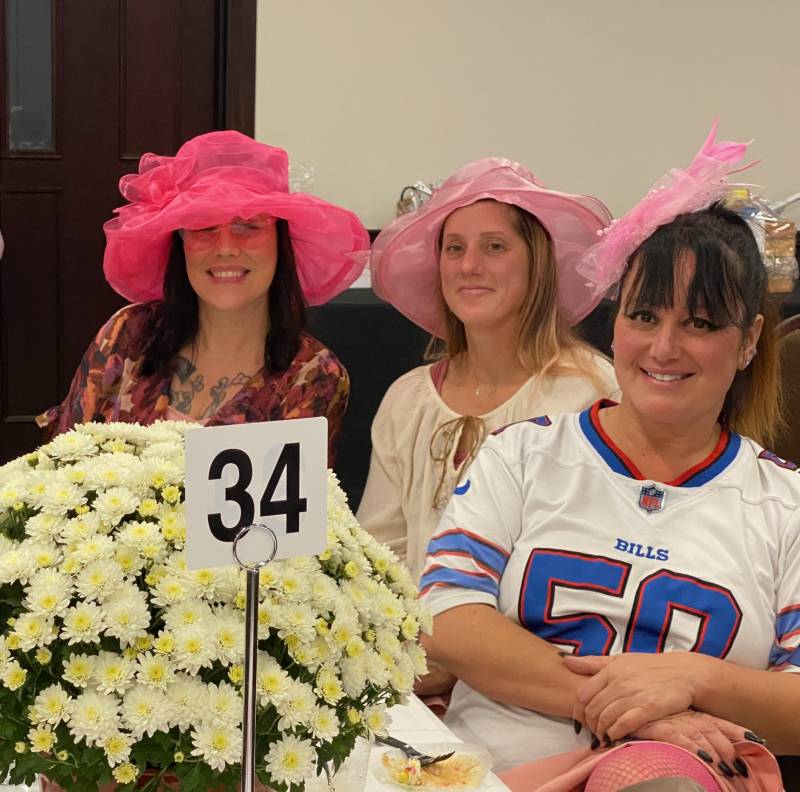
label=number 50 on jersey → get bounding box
[184,417,328,570]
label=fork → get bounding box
[375,735,456,766]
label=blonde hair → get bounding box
[427,200,607,388]
[426,200,610,507]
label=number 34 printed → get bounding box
[207,443,307,542]
[518,549,743,658]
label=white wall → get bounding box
[256,1,800,230]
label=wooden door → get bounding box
[0,0,256,461]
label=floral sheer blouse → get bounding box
[37,303,349,465]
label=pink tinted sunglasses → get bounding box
[180,216,277,250]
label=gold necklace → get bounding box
[470,364,499,398]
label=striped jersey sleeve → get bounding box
[770,511,800,673]
[421,436,523,617]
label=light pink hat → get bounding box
[103,131,370,305]
[370,157,612,337]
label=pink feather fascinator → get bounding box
[578,121,756,300]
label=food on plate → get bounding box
[381,749,487,788]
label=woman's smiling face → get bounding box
[182,214,278,312]
[613,251,762,429]
[438,200,531,334]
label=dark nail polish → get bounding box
[718,761,735,778]
[744,730,767,745]
[733,758,749,778]
[573,719,582,735]
[697,749,713,764]
[590,735,600,750]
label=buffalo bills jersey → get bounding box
[421,401,800,771]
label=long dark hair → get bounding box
[618,203,781,444]
[141,219,306,377]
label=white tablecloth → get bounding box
[363,694,511,791]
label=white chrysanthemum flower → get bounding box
[315,666,345,705]
[0,476,26,508]
[136,652,174,690]
[74,558,125,602]
[255,599,280,638]
[162,599,213,631]
[39,479,86,516]
[82,453,141,491]
[29,683,70,726]
[310,574,339,612]
[114,544,145,576]
[371,590,405,628]
[28,723,57,753]
[258,563,282,591]
[67,689,120,746]
[277,602,317,645]
[275,680,316,730]
[62,653,97,687]
[390,656,415,694]
[309,704,340,742]
[375,628,402,658]
[166,673,207,730]
[100,438,136,454]
[99,730,134,766]
[278,566,311,600]
[152,629,176,655]
[93,486,139,526]
[102,585,150,646]
[24,569,73,617]
[340,657,368,698]
[151,575,190,607]
[204,681,241,727]
[12,612,54,650]
[364,704,389,736]
[159,507,187,546]
[172,623,216,674]
[191,722,242,772]
[0,544,38,585]
[363,649,391,688]
[59,512,102,545]
[24,513,65,542]
[140,442,185,462]
[44,431,98,461]
[60,601,104,644]
[72,534,115,566]
[23,472,54,511]
[330,616,359,649]
[26,540,63,570]
[93,651,136,695]
[405,641,429,676]
[255,653,291,706]
[120,683,169,738]
[264,734,316,786]
[1,660,27,690]
[211,606,244,665]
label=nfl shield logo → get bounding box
[639,484,665,513]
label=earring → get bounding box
[610,342,615,353]
[743,349,756,369]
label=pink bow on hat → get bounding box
[578,121,757,300]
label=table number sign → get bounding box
[184,416,328,570]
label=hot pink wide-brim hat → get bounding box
[370,157,612,337]
[103,131,370,305]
